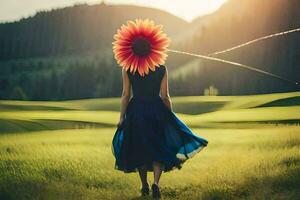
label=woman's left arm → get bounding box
[159,67,173,111]
[118,68,131,127]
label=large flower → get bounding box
[112,19,171,77]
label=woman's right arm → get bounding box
[118,68,131,127]
[159,67,173,111]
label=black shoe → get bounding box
[140,185,150,196]
[151,183,161,198]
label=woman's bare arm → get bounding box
[160,67,173,111]
[119,68,132,120]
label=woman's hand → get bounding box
[117,117,125,128]
[161,97,173,112]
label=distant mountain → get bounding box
[189,0,300,54]
[169,0,300,95]
[0,0,299,100]
[0,2,188,60]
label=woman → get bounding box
[111,19,208,199]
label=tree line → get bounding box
[0,58,122,100]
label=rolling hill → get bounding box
[0,2,188,60]
[170,0,300,95]
[0,92,299,133]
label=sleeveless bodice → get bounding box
[113,65,208,174]
[127,65,166,98]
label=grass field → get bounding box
[0,92,299,200]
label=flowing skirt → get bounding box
[111,96,208,173]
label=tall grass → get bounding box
[0,92,299,199]
[0,126,299,200]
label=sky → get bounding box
[0,0,228,23]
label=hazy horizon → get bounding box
[0,0,227,23]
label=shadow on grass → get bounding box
[255,96,300,108]
[0,104,75,111]
[173,102,227,115]
[0,118,115,134]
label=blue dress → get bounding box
[111,65,208,173]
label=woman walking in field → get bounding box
[111,19,208,199]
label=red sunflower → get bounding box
[112,19,171,77]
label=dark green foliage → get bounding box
[0,56,122,100]
[0,0,300,100]
[10,86,27,100]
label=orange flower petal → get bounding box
[112,19,170,76]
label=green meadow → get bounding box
[0,92,299,200]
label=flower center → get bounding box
[132,36,151,56]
